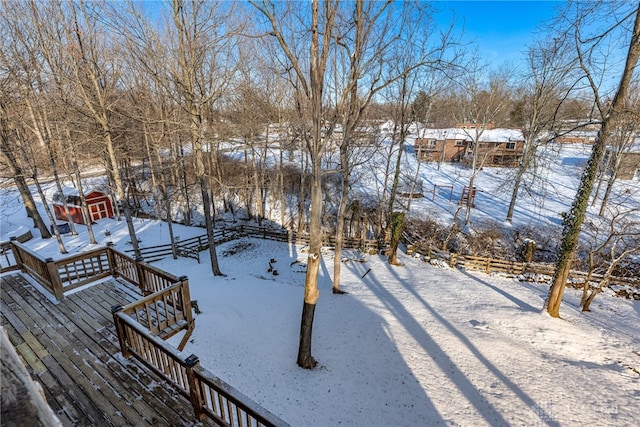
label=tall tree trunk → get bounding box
[297,149,308,233]
[67,128,97,245]
[279,143,287,228]
[597,168,617,217]
[32,174,67,254]
[505,150,531,223]
[332,145,350,294]
[591,151,612,207]
[177,140,192,226]
[103,126,141,257]
[388,211,405,265]
[24,98,79,236]
[192,112,223,276]
[297,155,322,369]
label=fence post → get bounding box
[111,306,131,358]
[449,253,457,268]
[185,354,204,420]
[106,242,117,277]
[135,256,148,294]
[45,258,64,301]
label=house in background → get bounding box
[53,188,114,224]
[414,128,470,163]
[414,125,525,167]
[605,141,640,180]
[553,130,598,144]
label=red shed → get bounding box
[53,189,115,224]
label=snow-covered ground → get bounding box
[1,212,639,426]
[1,140,639,426]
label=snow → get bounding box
[1,140,639,426]
[1,215,638,425]
[418,127,524,142]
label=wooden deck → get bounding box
[1,273,214,427]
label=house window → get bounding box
[455,140,464,147]
[428,139,437,148]
[506,142,516,150]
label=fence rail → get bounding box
[123,225,380,265]
[405,238,639,289]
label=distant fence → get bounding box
[404,237,639,289]
[125,225,381,263]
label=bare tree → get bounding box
[454,66,513,224]
[252,0,339,369]
[505,35,576,223]
[329,1,452,289]
[546,2,640,318]
[0,9,82,239]
[592,86,640,216]
[30,1,142,255]
[0,96,51,239]
[579,209,640,311]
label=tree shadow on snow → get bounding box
[345,258,560,427]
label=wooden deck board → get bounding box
[1,273,212,427]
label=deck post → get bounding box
[45,258,64,301]
[105,242,118,277]
[135,256,148,294]
[9,238,24,272]
[177,276,195,351]
[184,354,204,420]
[111,306,131,358]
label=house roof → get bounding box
[417,128,524,142]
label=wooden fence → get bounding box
[112,307,288,426]
[123,225,381,264]
[405,239,639,289]
[237,225,380,253]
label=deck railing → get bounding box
[112,307,288,427]
[117,278,194,350]
[0,231,33,273]
[9,240,181,300]
[8,235,287,426]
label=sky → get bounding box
[434,1,566,69]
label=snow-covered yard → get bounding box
[1,140,639,426]
[2,210,638,425]
[159,236,639,427]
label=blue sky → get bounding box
[433,1,565,68]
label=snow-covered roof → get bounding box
[54,187,106,197]
[417,127,523,142]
